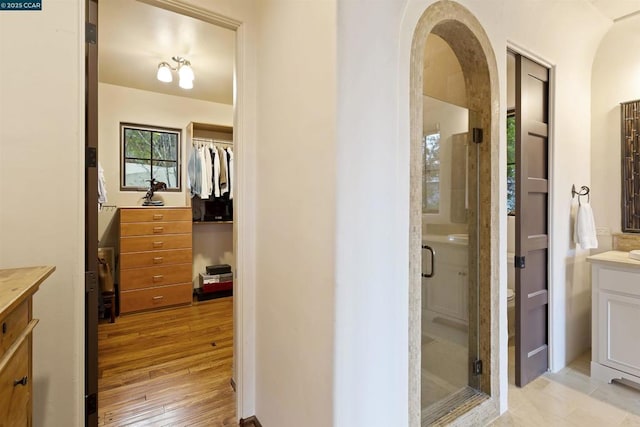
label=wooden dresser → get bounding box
[119,207,193,314]
[0,266,54,425]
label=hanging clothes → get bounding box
[197,146,208,199]
[212,146,221,198]
[227,147,234,200]
[218,145,228,195]
[187,147,201,198]
[98,161,107,207]
[189,139,234,220]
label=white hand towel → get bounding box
[574,202,598,249]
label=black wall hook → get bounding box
[572,184,590,204]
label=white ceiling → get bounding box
[96,0,639,107]
[589,0,640,20]
[98,0,234,105]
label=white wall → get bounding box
[336,0,610,422]
[591,14,640,247]
[253,1,336,426]
[0,2,85,425]
[335,1,408,424]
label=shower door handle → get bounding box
[421,245,435,278]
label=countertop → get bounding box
[587,251,640,269]
[422,234,468,246]
[0,266,55,317]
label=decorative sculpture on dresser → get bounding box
[142,178,167,206]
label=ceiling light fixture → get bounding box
[156,56,194,89]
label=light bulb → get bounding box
[179,62,194,82]
[156,62,172,83]
[179,76,193,89]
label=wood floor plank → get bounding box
[98,296,235,426]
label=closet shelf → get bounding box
[193,221,233,224]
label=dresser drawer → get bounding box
[120,263,192,290]
[120,283,192,313]
[120,234,192,253]
[120,249,192,269]
[120,208,191,223]
[0,337,30,425]
[0,301,28,360]
[120,221,192,237]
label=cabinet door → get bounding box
[0,339,30,425]
[426,262,468,322]
[598,291,640,377]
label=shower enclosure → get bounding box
[420,96,483,425]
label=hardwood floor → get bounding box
[98,296,235,426]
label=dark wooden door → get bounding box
[85,0,99,424]
[515,53,550,387]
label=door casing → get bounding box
[83,0,253,422]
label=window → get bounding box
[423,132,441,213]
[121,123,181,191]
[507,113,516,215]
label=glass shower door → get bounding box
[420,101,481,425]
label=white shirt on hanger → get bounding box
[227,147,234,200]
[218,145,228,195]
[213,146,221,198]
[199,146,209,199]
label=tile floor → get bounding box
[489,345,640,426]
[422,334,468,409]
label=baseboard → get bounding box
[239,416,262,427]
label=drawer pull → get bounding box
[153,257,164,264]
[152,241,164,248]
[13,376,28,387]
[152,295,164,301]
[153,227,164,234]
[152,275,164,282]
[2,322,6,334]
[153,214,164,220]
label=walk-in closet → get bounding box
[93,0,238,424]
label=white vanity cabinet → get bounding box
[588,251,640,384]
[422,237,468,324]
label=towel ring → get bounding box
[571,184,590,205]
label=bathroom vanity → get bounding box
[588,251,640,385]
[422,235,469,327]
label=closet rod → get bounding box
[192,137,233,146]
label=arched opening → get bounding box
[408,1,501,425]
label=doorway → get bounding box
[506,49,551,388]
[85,0,243,424]
[409,1,501,425]
[420,33,483,425]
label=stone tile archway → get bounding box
[408,1,501,425]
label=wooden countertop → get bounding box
[587,251,640,269]
[0,266,55,317]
